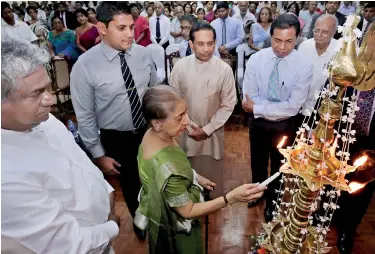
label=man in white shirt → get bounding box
[170,6,184,44]
[242,14,312,222]
[338,1,356,16]
[1,2,37,43]
[1,36,119,254]
[298,14,339,121]
[232,1,256,27]
[149,2,171,49]
[24,1,46,22]
[299,1,318,38]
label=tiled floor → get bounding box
[107,120,375,254]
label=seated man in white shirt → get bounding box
[170,6,184,44]
[179,14,221,58]
[149,2,171,49]
[298,14,339,124]
[232,1,256,27]
[1,36,119,254]
[1,2,37,43]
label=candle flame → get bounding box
[348,182,366,193]
[354,155,368,168]
[330,136,338,156]
[277,136,288,148]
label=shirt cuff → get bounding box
[202,122,215,137]
[105,181,114,194]
[104,220,120,241]
[253,104,265,119]
[90,143,105,159]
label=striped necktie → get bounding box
[267,57,283,102]
[119,51,144,129]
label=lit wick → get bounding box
[354,155,368,168]
[277,136,288,148]
[348,182,365,193]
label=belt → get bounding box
[100,125,147,135]
[255,117,292,124]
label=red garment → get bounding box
[134,16,152,47]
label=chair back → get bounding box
[165,44,180,85]
[147,44,166,83]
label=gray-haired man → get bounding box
[1,36,119,253]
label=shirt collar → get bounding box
[100,41,132,62]
[1,19,20,27]
[269,48,296,64]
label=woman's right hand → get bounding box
[226,183,266,204]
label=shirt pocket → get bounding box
[132,65,151,87]
[279,79,294,100]
[204,81,220,98]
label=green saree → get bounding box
[135,146,203,254]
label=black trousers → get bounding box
[100,126,147,218]
[335,128,375,234]
[156,39,169,50]
[249,116,296,209]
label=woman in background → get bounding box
[26,6,49,49]
[135,86,266,254]
[196,8,207,23]
[130,3,152,47]
[75,9,100,53]
[204,1,215,23]
[183,3,192,15]
[146,6,154,21]
[48,16,80,64]
[164,6,173,20]
[87,8,98,24]
[192,2,197,14]
[248,7,272,52]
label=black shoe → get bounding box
[337,232,354,254]
[264,207,273,223]
[133,224,147,241]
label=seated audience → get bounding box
[75,9,100,53]
[1,36,119,254]
[130,3,152,47]
[48,16,80,64]
[135,85,266,253]
[26,5,49,49]
[248,7,272,52]
[87,7,98,24]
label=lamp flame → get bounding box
[348,182,366,193]
[330,136,338,156]
[354,155,368,168]
[277,136,288,148]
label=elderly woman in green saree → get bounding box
[135,85,266,254]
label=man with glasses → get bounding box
[298,14,339,123]
[178,14,220,58]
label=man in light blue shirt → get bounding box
[242,14,313,222]
[210,1,243,56]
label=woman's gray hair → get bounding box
[1,36,50,102]
[142,85,184,123]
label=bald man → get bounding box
[170,6,184,44]
[298,14,339,121]
[232,1,256,27]
[149,1,171,49]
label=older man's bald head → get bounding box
[238,1,249,14]
[314,14,338,45]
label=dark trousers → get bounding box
[156,39,169,50]
[249,116,296,209]
[336,129,375,234]
[100,126,147,218]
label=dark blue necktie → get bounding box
[156,17,161,39]
[185,43,192,56]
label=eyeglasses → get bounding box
[313,29,330,36]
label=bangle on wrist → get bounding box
[223,193,231,207]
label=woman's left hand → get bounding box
[197,175,216,191]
